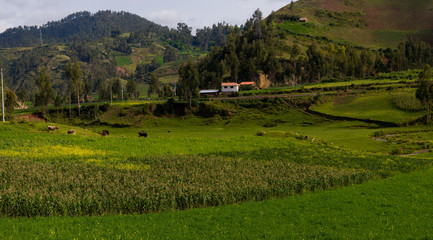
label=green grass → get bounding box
[2,167,432,239]
[311,92,425,124]
[276,22,314,35]
[373,30,411,48]
[3,92,433,237]
[115,55,133,66]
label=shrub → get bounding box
[392,93,424,112]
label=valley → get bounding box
[0,0,432,238]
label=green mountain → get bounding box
[0,11,232,99]
[0,11,170,48]
[274,0,433,48]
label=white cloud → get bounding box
[0,20,14,32]
[149,9,181,27]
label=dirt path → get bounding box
[400,149,430,157]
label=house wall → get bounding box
[221,85,239,92]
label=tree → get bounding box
[66,61,83,116]
[54,95,64,114]
[112,78,122,100]
[126,78,137,99]
[252,9,263,41]
[5,90,18,120]
[178,60,199,108]
[416,64,433,123]
[162,83,174,98]
[163,45,177,63]
[306,44,326,83]
[148,74,160,99]
[36,66,54,114]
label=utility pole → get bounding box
[110,82,113,105]
[1,68,5,122]
[121,82,124,101]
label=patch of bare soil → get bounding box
[15,113,46,122]
[365,2,432,31]
[321,0,360,12]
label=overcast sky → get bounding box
[0,0,290,34]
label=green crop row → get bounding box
[0,156,370,217]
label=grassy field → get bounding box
[1,82,433,238]
[311,91,425,124]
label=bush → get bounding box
[392,93,424,112]
[263,122,278,128]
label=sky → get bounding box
[0,0,290,34]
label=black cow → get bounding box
[138,131,148,137]
[102,130,110,136]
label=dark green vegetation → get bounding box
[0,11,231,50]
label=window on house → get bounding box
[230,86,234,88]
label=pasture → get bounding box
[1,80,433,238]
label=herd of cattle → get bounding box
[47,126,148,137]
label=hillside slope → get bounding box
[0,11,168,48]
[275,0,433,48]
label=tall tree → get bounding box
[162,83,174,98]
[178,60,199,108]
[36,66,54,114]
[163,45,177,63]
[148,74,160,99]
[5,90,18,120]
[66,61,83,116]
[416,64,433,123]
[112,78,122,100]
[126,78,137,99]
[306,44,325,83]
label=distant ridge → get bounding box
[275,0,433,48]
[0,11,169,48]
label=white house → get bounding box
[221,82,239,93]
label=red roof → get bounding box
[222,82,239,86]
[240,81,256,85]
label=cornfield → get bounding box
[0,156,370,217]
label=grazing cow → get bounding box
[47,126,59,133]
[138,131,148,137]
[101,130,110,136]
[67,130,76,135]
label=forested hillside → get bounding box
[0,10,232,50]
[0,11,164,48]
[177,8,433,99]
[0,11,232,105]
